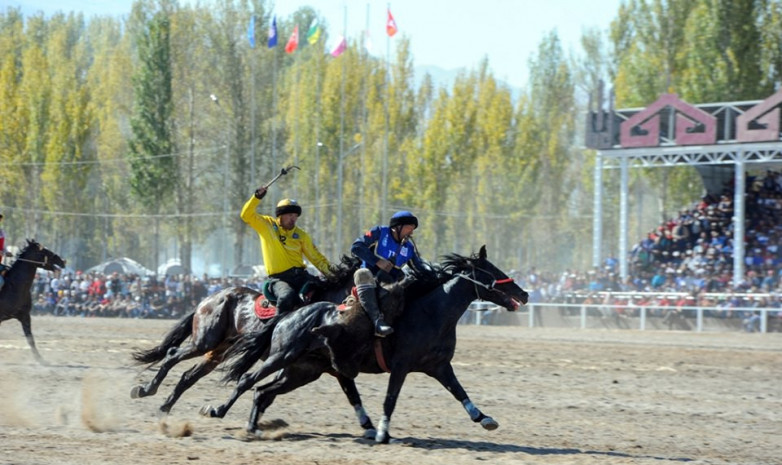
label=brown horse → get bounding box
[0,239,66,365]
[130,256,360,413]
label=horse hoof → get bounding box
[480,417,499,430]
[199,405,216,417]
[362,428,376,439]
[130,385,145,399]
[375,431,390,444]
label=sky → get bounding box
[4,0,623,89]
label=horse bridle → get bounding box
[14,255,52,267]
[455,264,515,301]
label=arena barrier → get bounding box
[460,301,781,333]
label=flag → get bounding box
[285,25,299,54]
[363,29,373,53]
[386,8,398,37]
[306,19,321,45]
[330,35,347,57]
[268,16,277,48]
[247,15,255,48]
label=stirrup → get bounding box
[375,322,394,337]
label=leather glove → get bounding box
[254,186,267,199]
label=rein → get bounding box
[455,265,515,301]
[13,256,50,267]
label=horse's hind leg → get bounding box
[245,365,323,436]
[19,313,46,365]
[430,362,498,431]
[336,374,376,438]
[199,351,293,419]
[159,352,222,414]
[131,344,200,400]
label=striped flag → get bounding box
[307,19,321,45]
[247,15,255,48]
[268,16,278,48]
[330,35,347,57]
[386,8,398,37]
[285,25,299,53]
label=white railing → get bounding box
[461,301,780,333]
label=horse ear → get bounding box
[479,245,487,260]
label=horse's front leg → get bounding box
[336,374,375,439]
[199,365,267,419]
[376,369,409,444]
[159,354,221,414]
[431,362,498,430]
[19,313,47,365]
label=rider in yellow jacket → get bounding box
[241,186,334,315]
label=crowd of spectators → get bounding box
[30,271,265,319]
[510,170,782,331]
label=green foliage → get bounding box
[2,0,780,275]
[127,10,177,214]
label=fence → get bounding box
[459,301,782,334]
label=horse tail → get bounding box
[221,324,272,383]
[131,311,195,364]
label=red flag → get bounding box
[386,9,398,37]
[285,25,299,54]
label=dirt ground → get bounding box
[0,316,779,465]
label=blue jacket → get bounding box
[351,225,423,283]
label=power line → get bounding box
[0,206,223,219]
[0,145,226,167]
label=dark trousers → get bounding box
[268,267,312,315]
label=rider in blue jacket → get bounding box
[350,211,423,336]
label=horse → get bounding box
[200,245,529,443]
[129,256,361,414]
[0,239,66,365]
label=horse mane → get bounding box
[8,239,40,272]
[321,254,361,290]
[440,252,476,274]
[400,259,451,304]
[17,239,40,256]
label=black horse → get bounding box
[0,239,66,364]
[130,256,360,414]
[201,245,528,443]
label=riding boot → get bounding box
[356,284,393,337]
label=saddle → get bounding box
[253,279,320,320]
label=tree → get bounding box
[127,7,177,272]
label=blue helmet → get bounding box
[389,211,418,229]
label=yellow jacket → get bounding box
[240,195,332,276]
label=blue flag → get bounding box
[268,16,278,48]
[247,15,255,48]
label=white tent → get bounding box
[157,258,185,277]
[85,257,155,276]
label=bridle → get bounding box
[13,254,54,268]
[455,262,515,301]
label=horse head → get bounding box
[452,245,529,310]
[21,239,66,272]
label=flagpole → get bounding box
[382,3,390,219]
[251,34,256,188]
[336,5,347,254]
[271,37,277,205]
[359,2,370,230]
